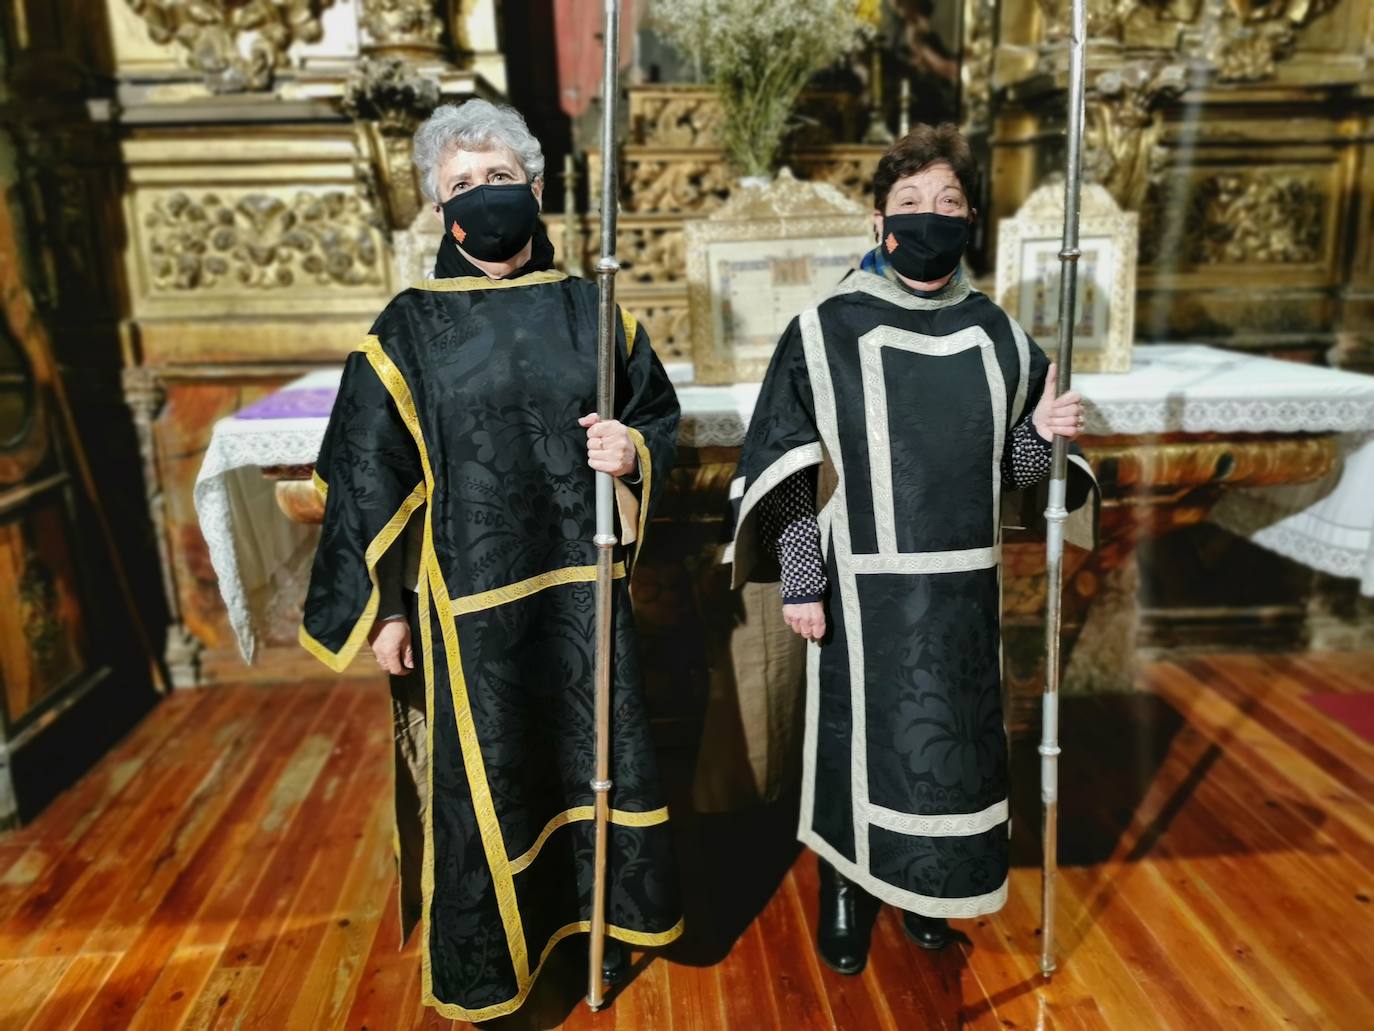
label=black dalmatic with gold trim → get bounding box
[300,270,683,1020]
[728,270,1097,921]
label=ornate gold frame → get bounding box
[685,170,871,384]
[995,182,1138,374]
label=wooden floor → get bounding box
[1,651,1372,1030]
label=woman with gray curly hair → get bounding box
[299,98,683,1020]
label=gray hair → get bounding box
[412,99,546,203]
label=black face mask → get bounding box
[440,184,540,262]
[881,212,970,282]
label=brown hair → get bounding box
[872,123,979,212]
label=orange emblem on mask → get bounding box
[451,222,467,244]
[885,232,898,254]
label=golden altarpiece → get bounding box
[0,0,1369,731]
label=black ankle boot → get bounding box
[902,911,953,951]
[602,938,629,986]
[817,859,869,975]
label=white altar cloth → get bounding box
[196,346,1374,661]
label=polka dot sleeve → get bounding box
[1002,412,1053,490]
[757,470,827,604]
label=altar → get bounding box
[196,343,1374,780]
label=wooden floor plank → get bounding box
[0,688,244,945]
[177,682,341,951]
[611,951,672,1031]
[957,918,1055,1031]
[19,953,118,1031]
[24,687,282,960]
[179,966,264,1031]
[711,916,783,1031]
[865,906,955,1030]
[661,956,725,1031]
[125,945,221,1031]
[275,796,398,1030]
[7,690,213,850]
[229,689,391,1024]
[1188,656,1374,802]
[0,957,73,1028]
[340,878,421,1031]
[745,868,834,1031]
[1,654,1371,1029]
[65,684,339,1031]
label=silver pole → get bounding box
[587,0,622,1012]
[1040,0,1088,980]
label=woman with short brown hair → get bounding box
[728,123,1096,974]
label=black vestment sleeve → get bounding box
[300,347,426,669]
[613,310,680,568]
[727,317,824,589]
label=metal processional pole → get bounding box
[587,0,623,1011]
[1040,0,1089,980]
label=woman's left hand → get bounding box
[1033,363,1086,442]
[579,413,638,477]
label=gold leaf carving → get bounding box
[359,0,444,52]
[1195,0,1340,82]
[1084,62,1186,212]
[1141,172,1326,266]
[1194,174,1324,264]
[143,190,386,291]
[123,0,330,93]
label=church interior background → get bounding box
[0,1,1371,1027]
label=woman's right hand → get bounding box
[370,618,414,676]
[783,601,826,643]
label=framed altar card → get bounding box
[686,171,871,384]
[996,182,1138,374]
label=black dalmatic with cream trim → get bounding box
[300,270,683,1020]
[728,269,1097,919]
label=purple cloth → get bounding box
[234,387,339,421]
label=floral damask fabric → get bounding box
[758,414,1052,602]
[300,271,682,1020]
[728,269,1097,918]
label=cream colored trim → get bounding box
[737,443,824,532]
[798,306,870,873]
[982,342,1009,548]
[799,303,1013,890]
[836,269,974,310]
[848,547,999,575]
[862,798,1009,838]
[728,441,824,588]
[803,828,1009,918]
[1008,315,1031,426]
[857,325,998,554]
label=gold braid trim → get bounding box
[451,562,626,617]
[619,306,638,357]
[358,332,680,1024]
[297,476,425,673]
[410,269,568,292]
[358,335,533,995]
[626,426,652,573]
[508,805,669,875]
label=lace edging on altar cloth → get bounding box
[194,420,330,662]
[1210,492,1374,595]
[1086,396,1374,437]
[1209,432,1374,596]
